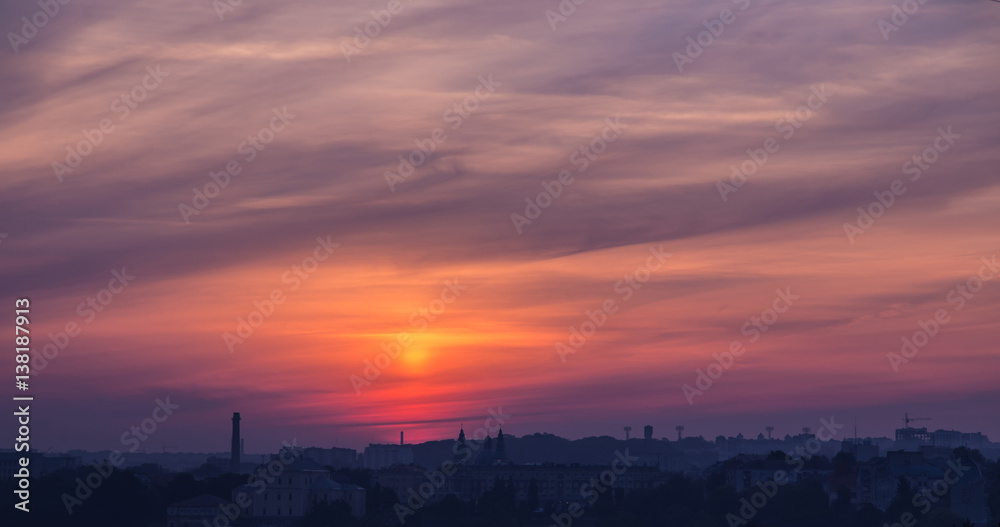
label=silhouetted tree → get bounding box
[526,477,539,512]
[381,485,400,512]
[886,476,916,521]
[952,447,986,466]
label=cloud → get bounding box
[3,0,999,450]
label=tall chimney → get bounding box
[231,412,241,474]
[400,431,404,446]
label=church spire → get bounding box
[454,425,469,463]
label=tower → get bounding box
[453,426,468,462]
[401,431,404,446]
[644,425,653,441]
[230,412,241,474]
[676,425,684,441]
[765,426,774,440]
[624,426,632,441]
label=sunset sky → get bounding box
[1,0,998,454]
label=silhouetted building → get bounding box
[474,434,494,465]
[0,452,80,479]
[372,464,427,502]
[364,443,413,469]
[856,449,988,524]
[895,426,932,444]
[841,438,879,462]
[301,446,359,469]
[453,427,468,463]
[471,428,511,466]
[236,457,365,519]
[496,428,508,462]
[710,455,833,494]
[442,463,661,505]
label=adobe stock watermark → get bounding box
[212,0,244,21]
[383,75,501,192]
[223,236,340,353]
[842,126,959,245]
[716,84,833,202]
[6,0,71,53]
[725,416,844,527]
[556,245,670,363]
[672,0,750,73]
[351,279,468,393]
[877,0,934,41]
[199,439,303,527]
[511,116,627,234]
[61,397,180,514]
[31,267,136,376]
[887,254,997,373]
[883,458,972,527]
[395,407,509,524]
[179,106,295,223]
[341,0,415,62]
[52,65,170,181]
[682,287,799,404]
[548,450,639,527]
[544,0,593,31]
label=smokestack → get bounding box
[231,412,241,474]
[400,431,404,446]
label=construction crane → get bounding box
[903,412,931,428]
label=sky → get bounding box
[1,0,998,454]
